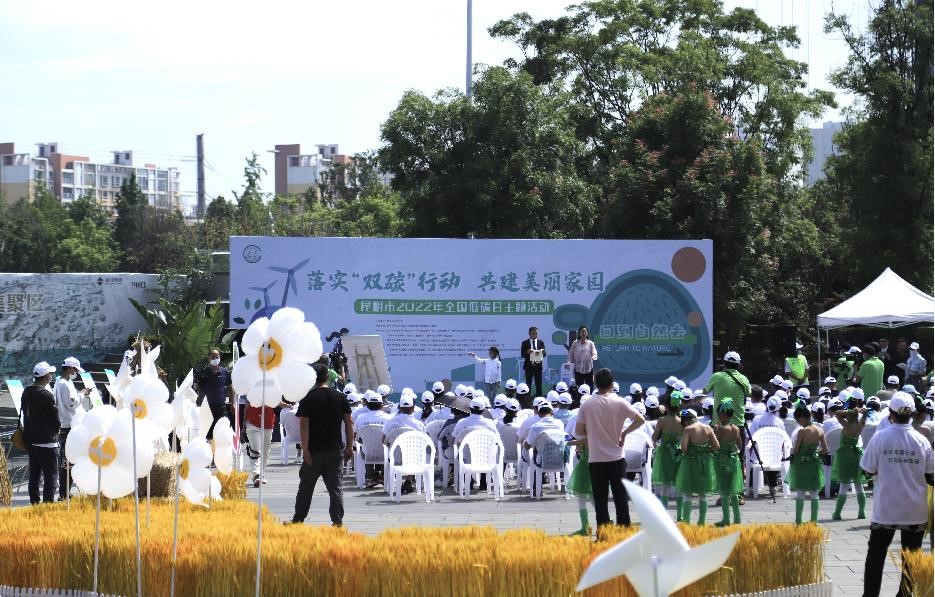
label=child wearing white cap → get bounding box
[453,397,498,443]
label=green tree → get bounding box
[233,153,269,235]
[113,172,149,270]
[320,151,392,204]
[334,193,405,237]
[0,198,48,272]
[820,0,933,292]
[380,66,597,238]
[203,195,236,249]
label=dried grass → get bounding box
[0,447,11,506]
[902,549,934,597]
[0,501,824,597]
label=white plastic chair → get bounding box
[386,432,436,502]
[498,425,521,487]
[746,427,789,499]
[624,431,654,489]
[824,427,843,498]
[528,430,568,499]
[424,420,445,464]
[456,429,505,500]
[784,418,799,438]
[354,424,386,489]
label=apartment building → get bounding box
[273,143,349,197]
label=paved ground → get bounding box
[8,448,927,596]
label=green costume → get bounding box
[568,446,592,497]
[714,443,744,495]
[675,443,716,496]
[830,435,865,483]
[788,442,824,492]
[652,432,681,486]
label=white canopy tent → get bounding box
[815,268,935,380]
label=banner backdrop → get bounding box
[230,237,713,393]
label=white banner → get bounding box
[230,237,713,393]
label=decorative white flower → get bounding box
[140,344,161,379]
[211,418,235,475]
[126,374,174,442]
[232,307,322,407]
[178,438,221,506]
[172,369,198,431]
[65,405,154,499]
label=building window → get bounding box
[62,172,74,185]
[63,188,73,199]
[99,175,108,187]
[138,176,148,190]
[84,173,95,186]
[157,180,167,192]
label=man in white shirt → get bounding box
[523,401,566,449]
[453,397,498,443]
[355,392,392,429]
[382,394,425,445]
[860,392,934,597]
[749,397,788,436]
[55,357,90,500]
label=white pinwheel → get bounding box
[125,373,174,442]
[211,417,235,475]
[65,405,155,499]
[172,369,198,431]
[232,307,322,407]
[178,438,222,506]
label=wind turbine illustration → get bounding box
[249,258,310,322]
[249,281,278,311]
[576,480,739,596]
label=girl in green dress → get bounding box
[831,398,868,520]
[675,408,719,525]
[566,439,592,536]
[713,399,743,526]
[652,392,683,512]
[789,405,830,525]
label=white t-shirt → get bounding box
[355,409,391,429]
[473,356,502,384]
[453,414,498,443]
[822,418,842,435]
[54,377,81,429]
[860,424,934,526]
[382,413,425,438]
[750,412,786,437]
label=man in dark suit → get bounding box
[521,326,546,402]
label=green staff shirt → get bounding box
[704,369,750,426]
[858,356,885,396]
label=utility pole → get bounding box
[196,133,205,218]
[466,0,473,101]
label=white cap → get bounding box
[62,357,84,372]
[633,402,647,415]
[837,389,851,402]
[365,390,383,403]
[810,402,825,413]
[505,379,517,390]
[910,341,920,350]
[421,391,435,404]
[483,396,492,409]
[517,383,530,395]
[532,396,547,409]
[886,375,900,386]
[537,401,553,413]
[766,396,781,412]
[612,382,620,393]
[546,390,560,403]
[465,387,477,397]
[401,387,415,397]
[847,346,861,355]
[646,386,659,397]
[645,395,659,408]
[795,388,811,400]
[770,375,784,386]
[664,375,678,387]
[472,388,485,399]
[829,398,844,409]
[779,379,793,390]
[681,408,698,419]
[795,341,804,350]
[694,389,707,399]
[455,384,467,396]
[889,391,916,413]
[774,390,788,401]
[432,381,445,393]
[723,351,741,364]
[823,376,837,384]
[347,392,361,404]
[493,394,507,407]
[559,392,573,405]
[506,398,520,412]
[470,396,486,410]
[629,383,642,394]
[743,403,754,414]
[555,381,568,393]
[851,388,865,401]
[901,384,919,395]
[33,361,56,377]
[818,386,830,397]
[701,397,714,409]
[399,395,414,408]
[926,388,935,399]
[578,384,591,395]
[343,383,357,395]
[377,384,392,397]
[674,380,687,391]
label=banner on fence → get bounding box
[229,237,713,392]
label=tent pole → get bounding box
[816,326,821,385]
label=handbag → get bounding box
[11,401,26,450]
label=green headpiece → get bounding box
[717,398,735,414]
[669,391,682,408]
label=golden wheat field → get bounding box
[0,496,824,597]
[902,549,934,597]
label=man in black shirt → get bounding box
[22,362,61,504]
[195,348,235,440]
[289,364,353,526]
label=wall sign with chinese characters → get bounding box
[231,237,713,391]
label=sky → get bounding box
[0,0,870,211]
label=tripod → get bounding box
[741,421,776,504]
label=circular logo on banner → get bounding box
[242,244,262,263]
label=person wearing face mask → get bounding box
[196,348,235,440]
[55,357,92,500]
[903,342,928,390]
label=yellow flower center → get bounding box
[180,458,190,480]
[88,436,117,467]
[258,338,284,371]
[132,398,147,419]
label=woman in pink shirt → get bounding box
[568,326,599,387]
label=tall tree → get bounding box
[203,195,236,249]
[233,153,269,235]
[113,172,149,270]
[820,0,933,292]
[380,66,597,238]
